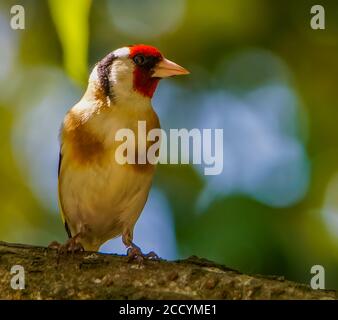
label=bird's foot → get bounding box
[127,244,159,263]
[48,237,84,255]
[48,240,62,251]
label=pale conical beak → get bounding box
[152,58,190,78]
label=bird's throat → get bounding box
[133,68,160,98]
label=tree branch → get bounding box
[0,241,335,299]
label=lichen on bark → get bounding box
[0,241,335,300]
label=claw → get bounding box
[48,240,62,251]
[127,245,159,263]
[59,237,84,254]
[48,237,84,259]
[144,251,159,260]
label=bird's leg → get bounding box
[122,230,159,262]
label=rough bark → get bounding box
[0,241,335,300]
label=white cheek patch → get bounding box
[110,59,132,82]
[88,65,99,83]
[113,47,130,58]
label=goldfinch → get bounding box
[50,45,189,259]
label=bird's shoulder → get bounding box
[60,105,106,167]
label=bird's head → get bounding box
[87,44,189,104]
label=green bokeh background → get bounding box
[1,0,338,290]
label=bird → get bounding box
[49,44,189,260]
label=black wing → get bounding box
[58,150,72,239]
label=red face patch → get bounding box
[129,44,163,98]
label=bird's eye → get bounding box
[133,54,146,66]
